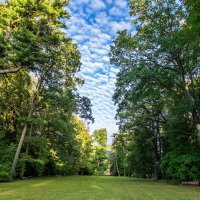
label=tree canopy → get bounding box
[110,0,200,180]
[0,0,95,180]
[0,0,200,182]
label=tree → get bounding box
[128,0,200,142]
[110,0,200,180]
[0,0,95,178]
[0,0,71,75]
[0,0,96,181]
[0,71,31,180]
[184,0,200,37]
[111,132,129,176]
[92,128,108,175]
[72,116,93,175]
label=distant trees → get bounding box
[92,128,109,175]
[72,116,93,175]
[110,132,129,176]
[110,0,200,180]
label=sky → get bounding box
[65,0,132,144]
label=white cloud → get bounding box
[89,0,106,10]
[106,0,112,4]
[110,6,123,16]
[95,12,109,24]
[92,48,108,55]
[76,0,90,4]
[65,0,132,144]
[73,35,89,42]
[110,21,132,33]
[98,33,111,40]
[110,67,120,74]
[102,56,110,62]
[115,0,127,8]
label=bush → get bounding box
[0,142,16,181]
[162,152,200,181]
[0,163,10,181]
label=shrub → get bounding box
[162,152,200,181]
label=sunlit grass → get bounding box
[0,176,200,200]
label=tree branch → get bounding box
[0,67,22,75]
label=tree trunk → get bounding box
[10,108,33,177]
[123,147,126,176]
[123,162,126,176]
[97,158,100,176]
[115,153,120,176]
[10,76,43,178]
[196,124,200,143]
[183,80,200,143]
[175,56,200,143]
[20,124,33,178]
[153,162,158,180]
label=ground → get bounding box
[0,176,200,200]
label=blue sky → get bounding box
[65,0,132,143]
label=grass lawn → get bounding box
[0,176,200,200]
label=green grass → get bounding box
[0,176,200,200]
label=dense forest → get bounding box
[0,0,200,182]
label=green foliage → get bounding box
[128,130,156,178]
[162,152,200,181]
[110,132,129,176]
[72,116,93,175]
[0,132,16,180]
[0,0,94,179]
[0,0,71,74]
[0,163,10,181]
[19,136,49,176]
[110,0,200,180]
[92,128,109,175]
[93,128,107,146]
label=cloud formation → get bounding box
[66,0,131,144]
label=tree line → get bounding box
[0,0,110,181]
[109,0,200,181]
[1,0,200,182]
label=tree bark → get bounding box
[10,75,44,178]
[0,67,22,75]
[183,77,200,143]
[122,147,126,176]
[10,108,33,177]
[115,153,120,176]
[176,53,200,142]
[196,124,200,143]
[20,124,33,178]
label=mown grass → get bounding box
[0,176,200,200]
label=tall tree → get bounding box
[0,0,82,177]
[110,0,200,180]
[0,0,95,180]
[128,0,200,142]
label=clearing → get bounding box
[0,176,200,200]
